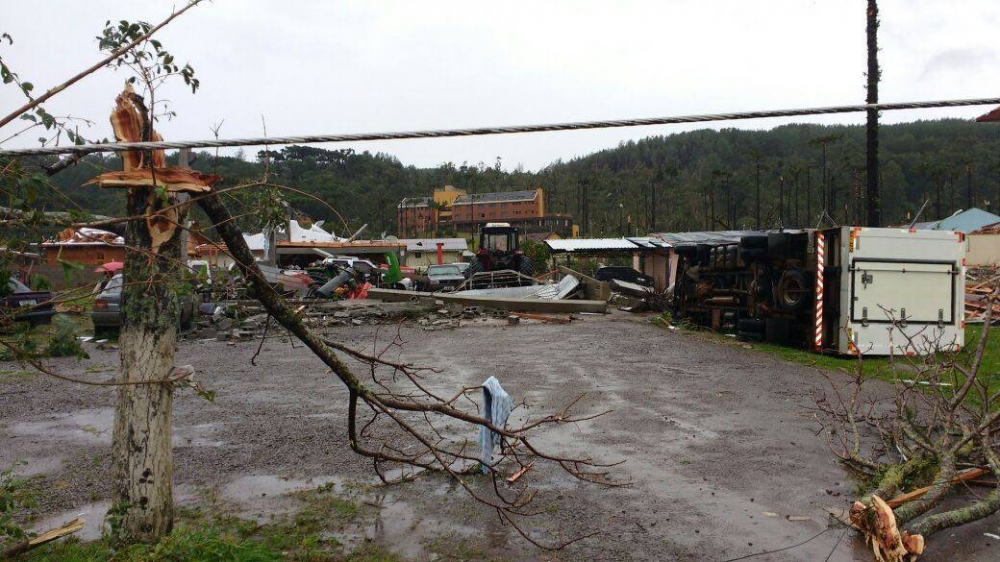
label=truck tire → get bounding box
[776,269,810,311]
[738,318,765,334]
[765,318,792,345]
[740,248,768,263]
[741,235,768,249]
[768,233,792,261]
[696,244,711,266]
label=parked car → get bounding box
[424,264,466,291]
[452,262,470,275]
[92,274,195,334]
[4,277,56,326]
[595,266,653,287]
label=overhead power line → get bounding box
[1,97,998,158]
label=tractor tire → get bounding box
[518,256,534,278]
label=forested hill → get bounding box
[26,118,1000,237]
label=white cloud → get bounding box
[1,0,997,170]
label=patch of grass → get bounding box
[686,322,1000,409]
[426,535,491,562]
[0,369,34,381]
[13,487,398,562]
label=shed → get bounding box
[397,238,469,267]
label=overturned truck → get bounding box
[672,227,966,355]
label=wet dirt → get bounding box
[1,311,996,561]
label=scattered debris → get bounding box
[965,266,999,321]
[508,312,572,324]
[1,517,85,558]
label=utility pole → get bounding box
[794,172,799,228]
[778,175,785,228]
[806,166,812,226]
[755,159,761,230]
[865,0,881,226]
[967,164,974,209]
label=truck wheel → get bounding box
[738,318,765,334]
[741,235,768,249]
[776,269,810,311]
[740,248,768,263]
[765,318,792,345]
[767,233,792,261]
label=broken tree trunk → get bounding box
[93,85,212,543]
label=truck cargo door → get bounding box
[850,260,957,324]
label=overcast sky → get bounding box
[2,1,998,170]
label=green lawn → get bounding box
[14,491,400,562]
[713,324,1000,407]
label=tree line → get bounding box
[25,118,1000,238]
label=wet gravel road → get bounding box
[1,311,996,560]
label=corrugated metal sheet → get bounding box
[652,230,760,247]
[627,237,671,249]
[545,238,643,252]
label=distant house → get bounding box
[968,220,1000,267]
[40,227,125,266]
[905,208,1000,267]
[397,238,469,267]
[912,208,1000,233]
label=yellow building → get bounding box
[433,185,467,225]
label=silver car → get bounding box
[92,274,195,334]
[424,264,466,291]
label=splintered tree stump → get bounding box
[850,496,924,562]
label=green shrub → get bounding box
[43,315,87,358]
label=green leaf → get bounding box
[20,81,32,92]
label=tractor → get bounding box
[466,223,534,278]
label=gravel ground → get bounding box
[1,311,997,561]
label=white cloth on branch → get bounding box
[478,376,513,473]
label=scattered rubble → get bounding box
[965,266,1000,322]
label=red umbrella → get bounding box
[95,261,124,273]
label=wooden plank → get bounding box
[509,312,572,324]
[886,468,987,508]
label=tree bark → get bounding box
[110,185,185,542]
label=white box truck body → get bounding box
[819,227,965,356]
[671,226,966,356]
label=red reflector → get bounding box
[94,299,108,309]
